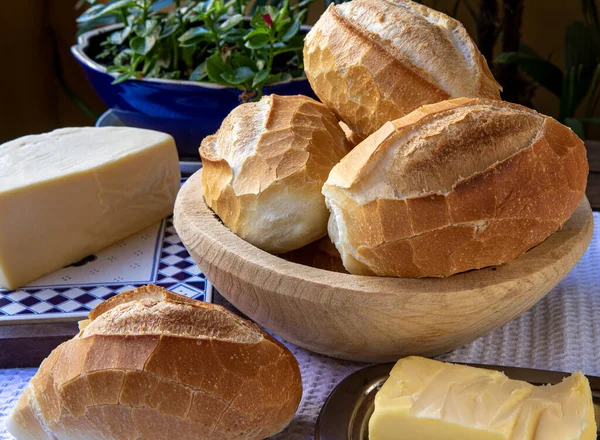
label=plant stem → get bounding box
[206,17,221,49]
[266,27,275,73]
[172,35,179,70]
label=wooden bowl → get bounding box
[174,171,594,362]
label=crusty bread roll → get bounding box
[7,285,301,440]
[304,0,502,139]
[339,121,363,148]
[323,98,588,277]
[200,94,351,254]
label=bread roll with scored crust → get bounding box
[323,98,588,277]
[304,0,502,139]
[339,121,363,148]
[7,285,302,440]
[200,94,351,254]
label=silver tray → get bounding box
[315,362,600,440]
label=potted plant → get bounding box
[71,0,315,158]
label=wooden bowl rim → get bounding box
[175,171,594,298]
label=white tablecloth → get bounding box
[1,213,598,440]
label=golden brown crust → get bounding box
[304,0,502,139]
[199,94,351,254]
[339,121,363,148]
[323,98,589,277]
[8,286,302,440]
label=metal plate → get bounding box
[315,362,600,440]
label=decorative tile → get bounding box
[1,303,25,315]
[0,207,212,322]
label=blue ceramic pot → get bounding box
[71,24,316,159]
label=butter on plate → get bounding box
[369,357,596,440]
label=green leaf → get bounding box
[284,33,305,47]
[245,34,269,49]
[134,19,159,37]
[160,71,182,79]
[206,53,231,84]
[160,24,179,39]
[113,48,134,67]
[79,0,139,22]
[244,27,270,40]
[181,45,196,67]
[221,28,247,43]
[565,118,585,138]
[109,26,132,45]
[281,16,301,42]
[77,4,106,22]
[266,72,283,84]
[230,54,256,68]
[273,45,302,56]
[252,69,268,87]
[275,17,292,32]
[219,14,243,31]
[130,34,157,55]
[112,70,139,84]
[178,26,213,44]
[190,61,208,80]
[142,56,158,74]
[106,65,126,73]
[221,66,255,85]
[494,52,563,98]
[146,60,163,77]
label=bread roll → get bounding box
[339,121,363,148]
[200,94,351,254]
[7,285,301,440]
[323,98,588,277]
[304,0,502,139]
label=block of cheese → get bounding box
[370,357,596,440]
[0,127,180,290]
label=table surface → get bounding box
[0,212,598,440]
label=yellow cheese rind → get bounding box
[0,127,181,290]
[369,356,596,440]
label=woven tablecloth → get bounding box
[1,213,598,440]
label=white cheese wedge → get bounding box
[0,127,181,290]
[370,356,596,440]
